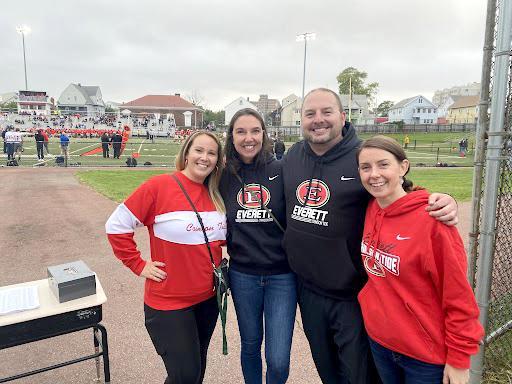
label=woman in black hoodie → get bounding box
[220,109,295,384]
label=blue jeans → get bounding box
[229,269,297,384]
[369,338,444,384]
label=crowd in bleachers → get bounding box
[0,112,178,138]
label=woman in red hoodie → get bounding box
[356,135,483,384]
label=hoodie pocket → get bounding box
[405,302,434,352]
[284,226,361,293]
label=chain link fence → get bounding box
[469,0,512,382]
[482,60,512,383]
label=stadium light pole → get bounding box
[296,32,316,104]
[296,32,315,138]
[16,25,31,90]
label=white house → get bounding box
[339,94,373,125]
[224,97,258,125]
[280,94,302,126]
[388,95,438,124]
[57,83,105,116]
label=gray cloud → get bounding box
[1,0,486,110]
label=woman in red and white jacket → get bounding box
[356,135,483,384]
[106,131,226,384]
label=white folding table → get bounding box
[0,276,110,383]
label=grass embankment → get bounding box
[77,167,474,203]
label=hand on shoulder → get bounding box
[426,193,458,226]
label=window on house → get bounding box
[419,98,423,103]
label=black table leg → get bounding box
[94,324,110,383]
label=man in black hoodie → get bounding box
[282,88,458,383]
[34,129,45,160]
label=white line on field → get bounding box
[138,140,146,153]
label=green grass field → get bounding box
[77,167,474,203]
[76,169,169,202]
[7,131,476,168]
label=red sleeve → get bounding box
[107,233,146,275]
[427,224,484,368]
[105,178,157,275]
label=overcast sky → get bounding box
[1,0,486,110]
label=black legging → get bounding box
[36,142,44,159]
[102,143,109,158]
[144,296,219,384]
[113,143,121,158]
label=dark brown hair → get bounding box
[224,108,273,174]
[357,135,416,192]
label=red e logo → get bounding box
[296,179,330,208]
[237,184,271,209]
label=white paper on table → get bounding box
[0,285,40,315]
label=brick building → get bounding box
[121,94,203,128]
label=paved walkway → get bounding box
[0,168,319,384]
[0,168,472,383]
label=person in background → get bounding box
[60,132,70,159]
[111,131,123,159]
[356,135,483,384]
[106,131,226,384]
[403,135,410,149]
[13,128,23,162]
[220,108,294,384]
[42,128,50,155]
[2,127,7,154]
[273,135,286,160]
[35,129,45,160]
[101,132,111,158]
[5,127,15,161]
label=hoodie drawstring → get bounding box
[302,157,324,207]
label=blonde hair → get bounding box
[176,131,225,213]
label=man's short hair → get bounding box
[303,88,344,112]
